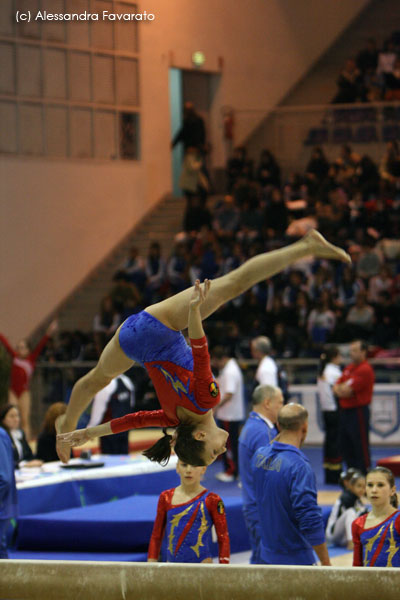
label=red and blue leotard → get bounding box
[111,311,220,433]
[352,510,400,567]
[0,334,50,397]
[148,488,230,563]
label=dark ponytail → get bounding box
[143,423,206,467]
[142,428,173,466]
[318,346,339,377]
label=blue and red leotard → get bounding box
[148,488,230,563]
[352,510,400,567]
[111,311,220,434]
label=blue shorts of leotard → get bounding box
[118,310,193,370]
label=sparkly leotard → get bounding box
[111,311,220,433]
[352,510,400,567]
[148,488,230,563]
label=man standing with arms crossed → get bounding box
[251,403,331,566]
[238,384,283,563]
[333,340,374,473]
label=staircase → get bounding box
[57,195,186,332]
[282,0,400,106]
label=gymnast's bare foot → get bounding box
[55,414,72,464]
[303,229,351,263]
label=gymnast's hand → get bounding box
[189,279,210,309]
[57,428,91,448]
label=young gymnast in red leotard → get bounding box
[352,467,400,567]
[57,231,350,466]
[0,321,57,439]
[148,459,230,563]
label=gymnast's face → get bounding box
[2,407,20,431]
[196,426,229,465]
[366,472,396,507]
[350,477,366,499]
[17,339,29,358]
[176,460,206,485]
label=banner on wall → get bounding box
[289,384,400,446]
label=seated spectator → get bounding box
[114,246,146,290]
[346,291,375,337]
[145,242,166,303]
[384,57,400,100]
[326,471,366,549]
[232,176,259,209]
[308,266,336,303]
[264,188,288,239]
[307,296,336,346]
[379,141,400,185]
[354,155,380,200]
[305,146,330,190]
[0,405,42,468]
[93,296,121,339]
[356,38,378,76]
[110,277,142,320]
[179,147,209,205]
[336,145,361,182]
[237,199,263,244]
[377,39,397,77]
[222,242,246,274]
[271,322,297,358]
[282,270,306,308]
[373,291,399,346]
[212,195,240,242]
[368,265,394,303]
[226,146,247,192]
[337,266,365,307]
[183,195,212,232]
[255,149,281,188]
[332,58,365,104]
[356,238,384,281]
[167,242,190,293]
[36,402,67,462]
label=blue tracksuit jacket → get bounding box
[238,411,278,516]
[251,441,325,565]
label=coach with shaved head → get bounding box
[251,403,331,566]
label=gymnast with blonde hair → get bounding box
[57,230,350,467]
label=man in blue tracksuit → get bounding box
[251,403,331,566]
[0,427,18,558]
[238,384,283,563]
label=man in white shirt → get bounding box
[251,336,278,386]
[88,375,135,454]
[211,347,245,482]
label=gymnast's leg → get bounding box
[56,327,134,462]
[146,230,350,331]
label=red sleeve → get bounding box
[205,493,230,564]
[395,513,400,535]
[352,514,366,566]
[0,334,16,358]
[349,364,375,394]
[148,490,169,560]
[29,334,50,362]
[190,336,220,409]
[110,410,176,434]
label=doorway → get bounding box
[169,68,220,196]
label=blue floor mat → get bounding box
[8,549,147,562]
[16,494,248,554]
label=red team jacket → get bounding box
[336,360,375,409]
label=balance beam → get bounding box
[1,560,400,600]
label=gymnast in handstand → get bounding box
[57,230,350,466]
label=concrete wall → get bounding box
[1,0,369,341]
